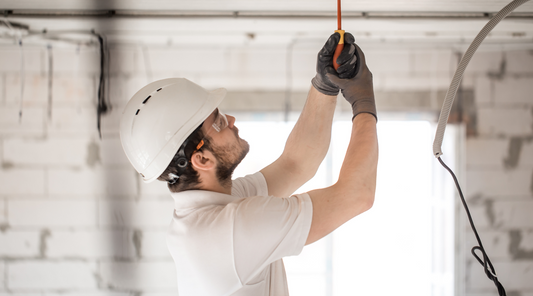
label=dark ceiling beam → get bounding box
[2,9,533,19]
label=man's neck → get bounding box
[198,174,232,195]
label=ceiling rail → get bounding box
[2,9,533,19]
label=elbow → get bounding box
[362,191,375,212]
[336,181,375,215]
[284,155,319,184]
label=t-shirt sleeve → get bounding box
[231,192,313,284]
[232,172,269,198]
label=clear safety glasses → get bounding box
[209,109,229,133]
[194,109,229,152]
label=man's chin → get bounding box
[240,139,250,160]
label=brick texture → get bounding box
[0,108,45,136]
[99,200,174,228]
[467,260,533,290]
[493,77,533,104]
[477,108,533,136]
[506,50,533,74]
[8,200,97,227]
[8,261,98,290]
[0,199,6,225]
[1,36,532,296]
[0,169,45,195]
[48,168,137,196]
[46,230,135,259]
[99,261,177,290]
[466,138,508,167]
[5,74,48,107]
[0,230,40,257]
[4,137,89,166]
[466,169,533,197]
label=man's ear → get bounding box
[190,150,216,172]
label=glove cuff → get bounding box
[351,98,377,122]
[312,76,339,96]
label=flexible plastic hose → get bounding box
[433,0,530,157]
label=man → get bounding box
[119,32,378,296]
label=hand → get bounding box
[311,32,358,96]
[326,44,377,121]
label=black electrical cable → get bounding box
[437,156,506,296]
[93,32,108,139]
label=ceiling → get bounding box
[1,0,533,50]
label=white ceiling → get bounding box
[3,0,533,13]
[1,0,533,50]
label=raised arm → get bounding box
[305,41,379,245]
[260,86,336,197]
[261,33,355,197]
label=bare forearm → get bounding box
[306,113,378,244]
[261,86,337,197]
[336,113,378,206]
[282,86,337,178]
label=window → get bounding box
[233,116,456,296]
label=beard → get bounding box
[210,128,250,187]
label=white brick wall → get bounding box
[466,51,504,74]
[48,168,137,196]
[5,74,48,107]
[8,261,99,290]
[0,169,45,195]
[506,50,533,75]
[412,50,455,75]
[4,138,89,166]
[493,77,533,104]
[8,200,97,227]
[99,261,177,290]
[463,50,533,296]
[465,230,510,259]
[0,261,4,290]
[474,76,491,105]
[466,169,533,197]
[46,230,135,259]
[0,230,40,257]
[0,199,7,225]
[99,200,174,228]
[141,230,173,259]
[477,108,533,136]
[490,200,533,229]
[1,39,532,296]
[467,260,533,290]
[52,76,96,105]
[0,48,44,73]
[52,48,100,75]
[465,138,508,167]
[0,107,45,136]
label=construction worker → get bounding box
[119,32,377,296]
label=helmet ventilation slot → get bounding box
[142,95,151,104]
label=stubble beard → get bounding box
[211,129,250,187]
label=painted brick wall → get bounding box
[465,49,533,296]
[0,40,531,296]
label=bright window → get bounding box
[233,117,456,296]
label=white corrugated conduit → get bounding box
[433,1,530,295]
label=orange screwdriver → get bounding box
[332,0,345,71]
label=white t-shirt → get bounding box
[167,172,313,296]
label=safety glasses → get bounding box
[193,109,228,152]
[209,109,229,133]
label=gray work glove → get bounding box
[312,32,359,96]
[326,44,377,121]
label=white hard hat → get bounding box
[120,78,227,183]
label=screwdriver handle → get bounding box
[333,30,345,71]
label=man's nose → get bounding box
[227,115,236,129]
